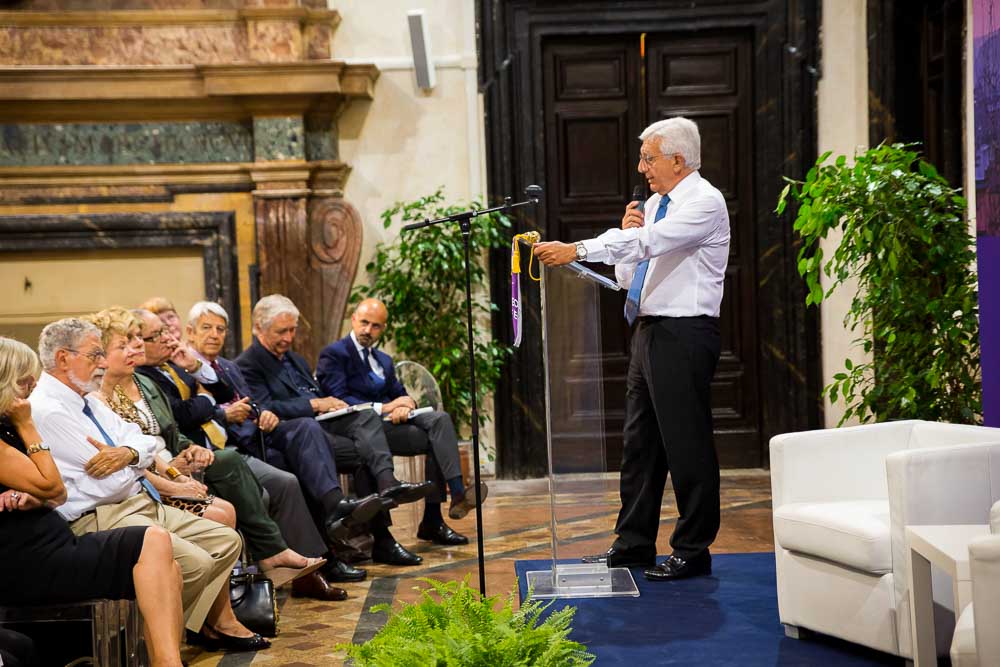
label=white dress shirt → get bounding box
[30,372,159,521]
[350,331,385,379]
[580,171,730,318]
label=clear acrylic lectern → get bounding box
[524,260,640,599]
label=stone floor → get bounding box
[183,470,775,666]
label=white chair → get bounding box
[770,421,1000,658]
[951,500,1000,666]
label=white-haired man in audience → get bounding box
[29,317,269,653]
[181,300,382,584]
[237,294,433,567]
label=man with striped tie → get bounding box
[533,117,730,582]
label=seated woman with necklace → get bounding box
[85,307,322,579]
[0,336,185,667]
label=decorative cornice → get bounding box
[0,9,340,27]
[0,61,379,122]
[0,160,351,194]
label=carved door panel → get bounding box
[541,30,762,469]
[645,31,761,467]
[542,37,642,471]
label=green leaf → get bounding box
[780,142,981,426]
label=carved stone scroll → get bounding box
[254,195,361,365]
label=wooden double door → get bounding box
[541,30,761,469]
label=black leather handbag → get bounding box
[230,571,278,638]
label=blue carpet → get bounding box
[514,553,905,666]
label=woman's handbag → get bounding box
[229,570,278,638]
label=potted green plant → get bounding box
[337,577,595,666]
[776,142,981,424]
[351,188,512,447]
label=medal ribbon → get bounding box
[510,231,541,347]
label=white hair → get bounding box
[188,301,229,326]
[639,117,701,170]
[38,318,100,371]
[252,294,299,331]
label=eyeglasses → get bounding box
[640,153,677,166]
[68,348,107,362]
[142,329,166,343]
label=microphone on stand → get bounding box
[525,184,543,202]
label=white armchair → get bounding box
[951,501,1000,666]
[770,421,1000,658]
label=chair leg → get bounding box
[783,624,807,640]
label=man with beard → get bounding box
[316,298,487,546]
[29,318,268,651]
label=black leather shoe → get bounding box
[643,551,712,581]
[380,480,435,505]
[323,557,367,582]
[581,545,655,569]
[372,540,423,566]
[448,481,489,520]
[417,521,469,545]
[324,493,384,541]
[187,628,271,653]
[291,571,348,601]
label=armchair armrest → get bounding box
[770,421,919,507]
[886,441,1000,653]
[970,534,1000,663]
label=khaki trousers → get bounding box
[69,493,241,632]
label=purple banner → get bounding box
[976,0,1000,425]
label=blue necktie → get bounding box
[624,195,671,325]
[362,348,386,391]
[81,401,162,503]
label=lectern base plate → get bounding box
[524,563,640,599]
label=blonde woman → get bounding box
[86,307,322,578]
[0,337,184,667]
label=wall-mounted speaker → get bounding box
[407,9,436,91]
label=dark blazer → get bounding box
[135,361,235,448]
[133,371,197,458]
[316,336,407,406]
[212,355,260,451]
[235,338,318,420]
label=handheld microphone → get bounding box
[632,185,646,209]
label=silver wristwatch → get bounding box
[574,241,587,261]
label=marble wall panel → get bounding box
[252,116,304,161]
[304,113,337,161]
[13,1,241,8]
[304,21,332,60]
[0,121,253,166]
[0,24,250,65]
[246,19,302,62]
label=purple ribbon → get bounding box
[511,273,522,348]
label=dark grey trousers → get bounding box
[241,452,328,558]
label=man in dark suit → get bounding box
[134,308,376,599]
[316,298,487,546]
[236,294,434,567]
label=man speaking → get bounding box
[533,117,729,582]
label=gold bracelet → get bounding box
[25,442,50,455]
[165,466,182,480]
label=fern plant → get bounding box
[337,577,595,666]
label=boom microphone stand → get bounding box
[402,184,543,596]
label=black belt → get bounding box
[637,314,717,323]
